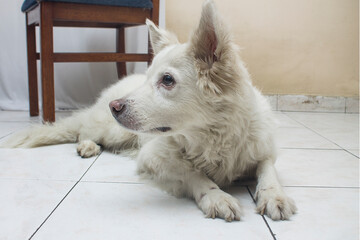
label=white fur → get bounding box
[1,0,296,221]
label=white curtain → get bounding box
[0,0,165,110]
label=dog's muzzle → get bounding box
[109,99,126,118]
[109,99,172,133]
[109,98,141,131]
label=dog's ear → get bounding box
[146,19,179,55]
[191,0,237,95]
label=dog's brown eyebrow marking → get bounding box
[198,187,217,201]
[199,192,206,201]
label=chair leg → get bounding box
[116,27,127,79]
[40,2,55,122]
[26,22,39,116]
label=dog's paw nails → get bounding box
[199,189,242,222]
[76,140,101,158]
[256,191,297,221]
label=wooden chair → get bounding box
[22,0,159,122]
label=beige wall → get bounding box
[166,0,359,97]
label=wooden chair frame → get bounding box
[25,0,159,122]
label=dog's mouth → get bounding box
[144,127,172,134]
[152,127,172,133]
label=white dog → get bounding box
[2,0,296,222]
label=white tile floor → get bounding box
[0,110,358,240]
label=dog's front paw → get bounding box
[76,140,101,158]
[255,188,297,220]
[198,189,242,222]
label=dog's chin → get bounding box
[112,117,143,133]
[114,118,172,135]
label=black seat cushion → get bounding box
[21,0,153,12]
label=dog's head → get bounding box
[110,0,244,135]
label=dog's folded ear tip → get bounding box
[204,0,214,4]
[146,19,155,27]
[203,0,216,9]
[202,0,218,19]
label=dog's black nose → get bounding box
[109,99,126,117]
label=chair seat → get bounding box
[21,0,153,12]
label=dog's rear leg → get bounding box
[136,139,242,222]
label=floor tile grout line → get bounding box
[246,186,277,240]
[235,182,359,189]
[340,149,359,159]
[0,177,144,185]
[278,126,310,129]
[279,110,359,114]
[28,150,102,240]
[280,147,344,151]
[80,180,144,184]
[1,177,357,188]
[0,120,34,123]
[280,147,359,158]
[0,178,78,182]
[283,113,359,158]
[283,185,360,189]
[0,124,32,141]
[0,132,14,141]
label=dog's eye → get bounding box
[161,74,176,89]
